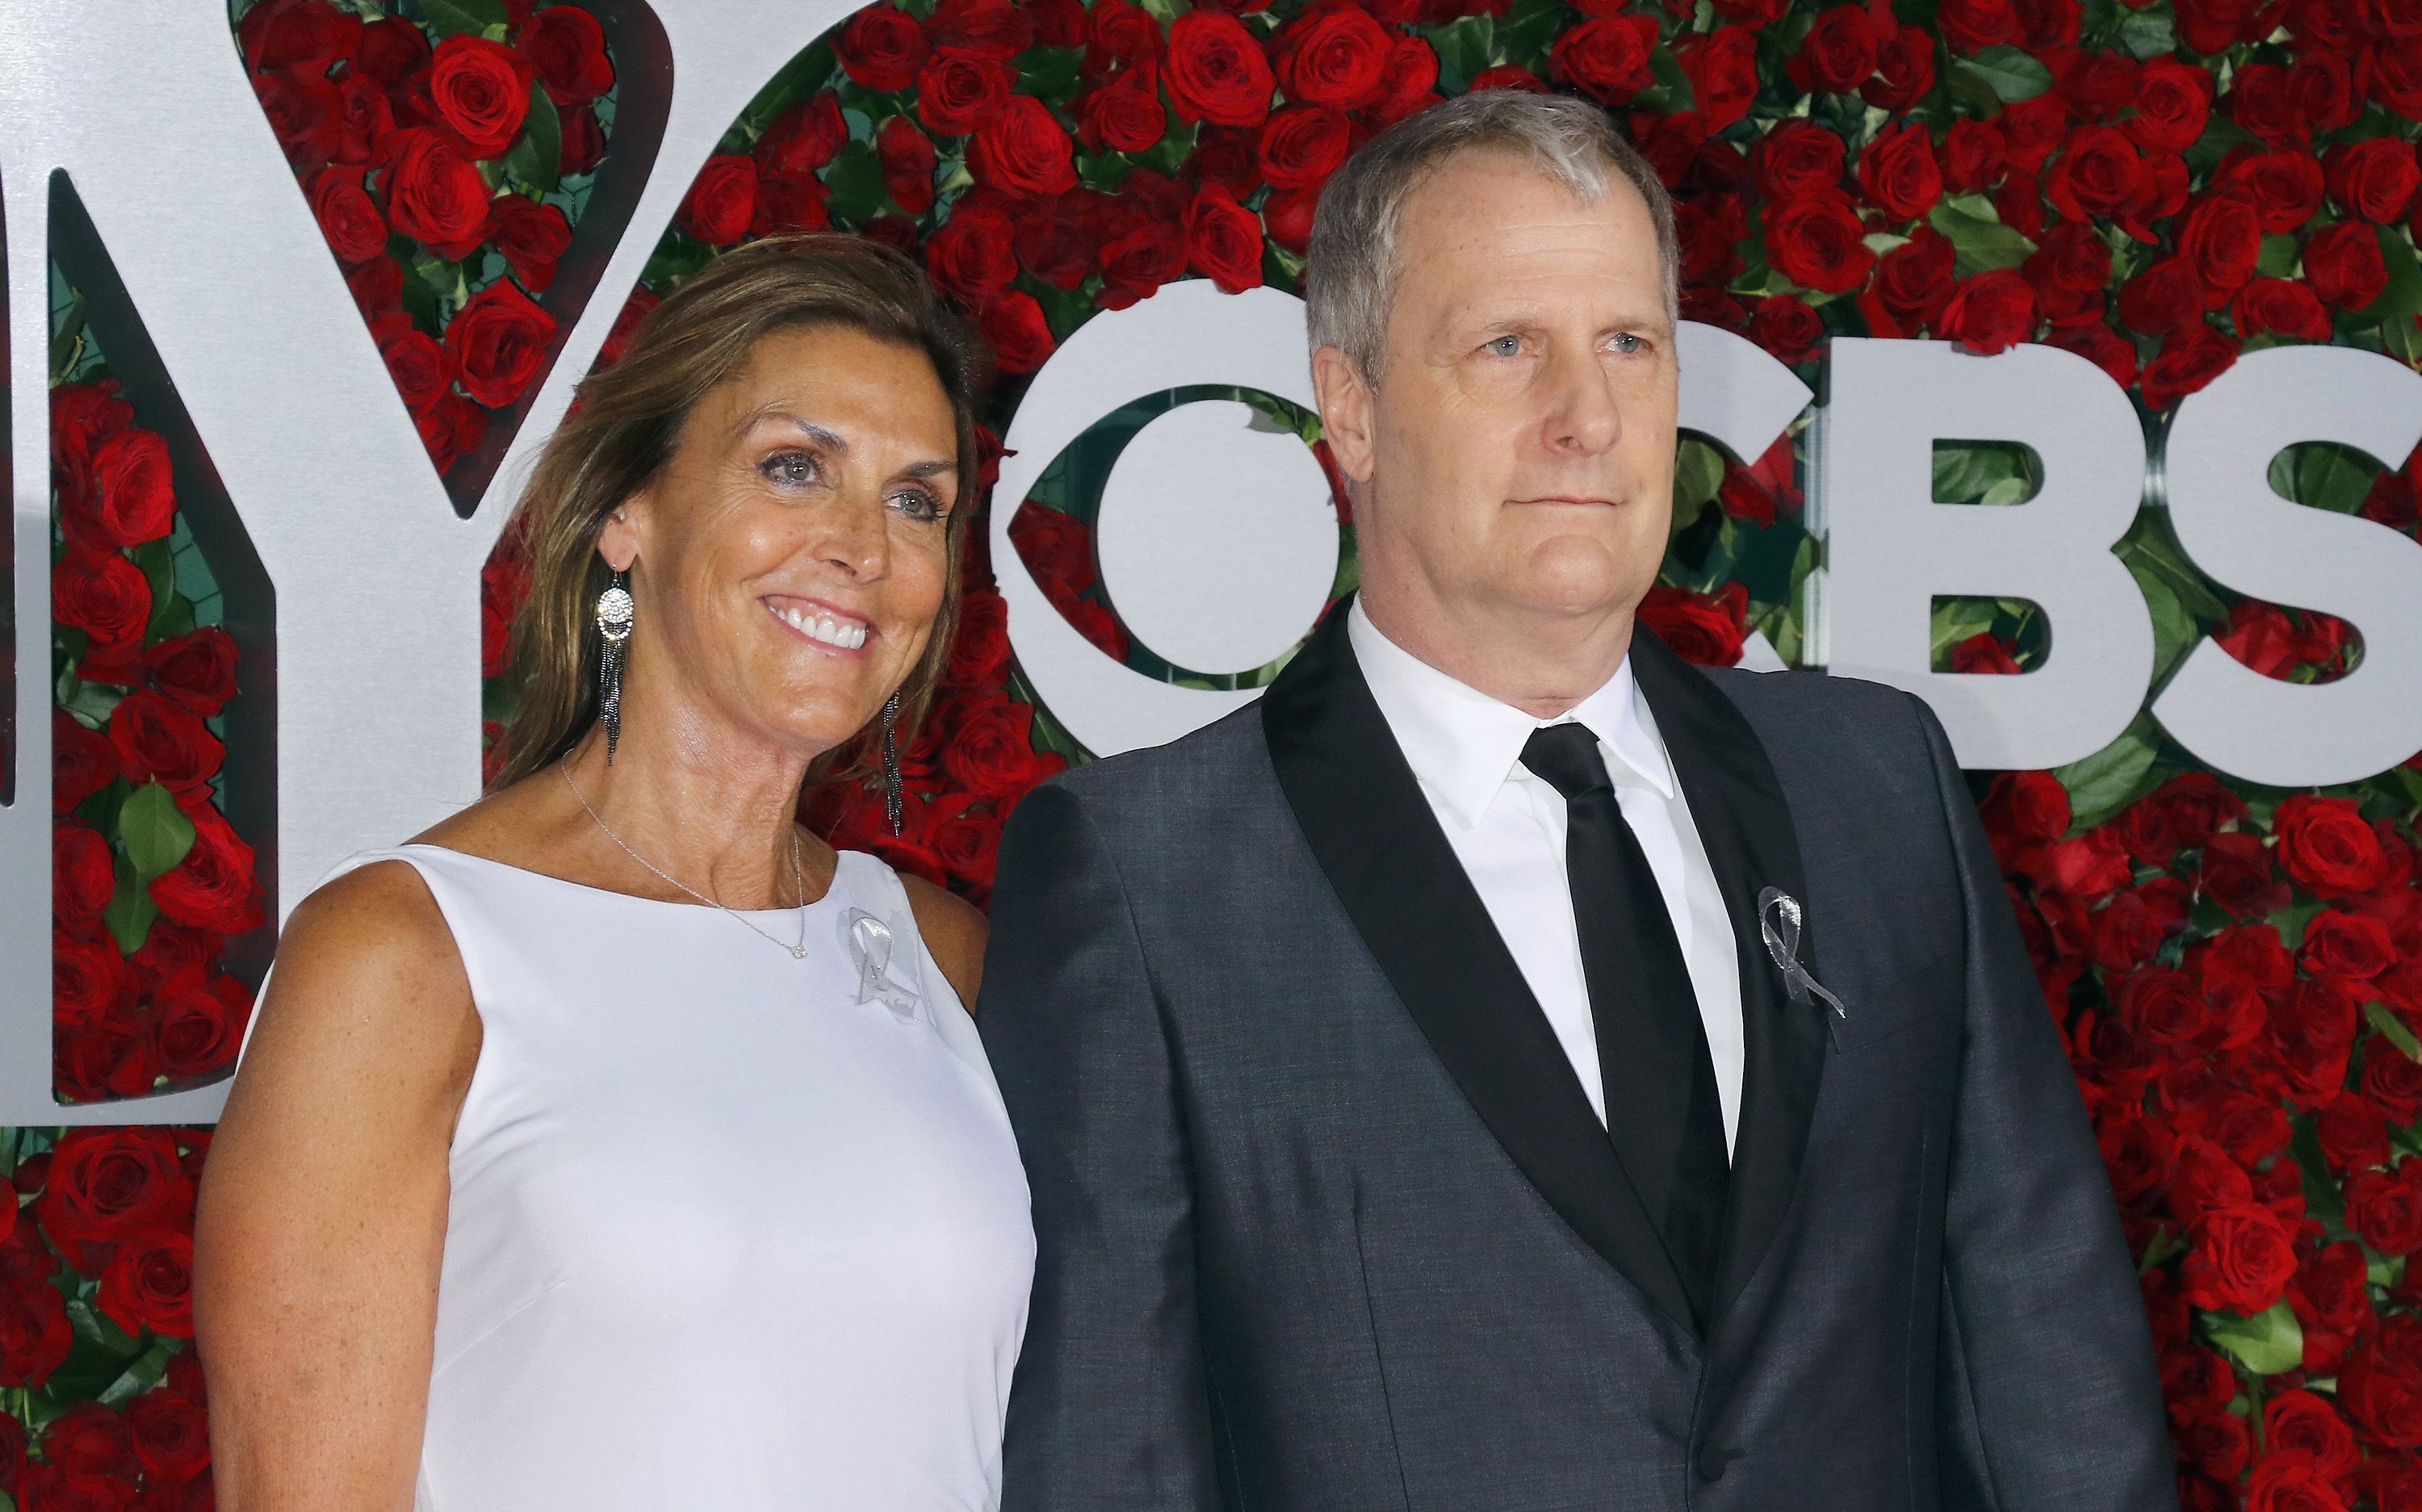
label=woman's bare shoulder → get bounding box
[900,873,988,1012]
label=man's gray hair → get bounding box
[1305,90,1679,383]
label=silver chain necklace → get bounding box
[560,758,813,960]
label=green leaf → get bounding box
[2257,233,2300,280]
[1674,436,1727,512]
[1949,45,2054,107]
[120,781,197,882]
[2267,442,2382,517]
[2269,896,2326,951]
[104,855,160,957]
[2052,715,2162,831]
[96,1336,179,1408]
[2131,563,2198,684]
[1928,195,2038,277]
[2118,519,2231,622]
[420,0,506,37]
[2114,6,2177,60]
[505,84,562,198]
[1930,596,2000,664]
[1934,442,2027,505]
[48,290,88,387]
[2201,1300,2304,1378]
[824,140,888,223]
[2368,1000,2422,1062]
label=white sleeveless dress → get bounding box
[313,844,1034,1512]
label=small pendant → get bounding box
[789,944,810,960]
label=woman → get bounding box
[193,237,1033,1510]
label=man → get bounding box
[980,90,2173,1511]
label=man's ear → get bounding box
[1311,345,1377,488]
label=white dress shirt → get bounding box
[1347,602,1746,1155]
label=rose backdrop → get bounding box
[13,0,2422,1503]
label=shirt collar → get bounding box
[1346,599,1678,831]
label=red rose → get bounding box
[40,1402,134,1486]
[50,380,134,480]
[1551,14,1658,107]
[518,3,614,105]
[86,428,177,549]
[1274,0,1390,110]
[2173,1408,2249,1482]
[150,802,266,937]
[1752,120,1846,203]
[1938,0,2021,52]
[240,0,361,71]
[36,1129,192,1267]
[2180,1200,2298,1314]
[2225,149,2324,233]
[2177,190,2263,298]
[1937,269,2038,354]
[52,554,151,660]
[2116,964,2209,1043]
[109,691,224,794]
[2277,794,2391,898]
[335,73,393,167]
[2114,771,2244,866]
[752,172,832,238]
[2269,975,2359,1102]
[155,970,252,1082]
[1765,191,1875,295]
[1748,295,1824,365]
[1980,769,2071,852]
[970,94,1079,197]
[1166,13,1276,128]
[877,116,940,215]
[1087,0,1161,73]
[928,797,1004,893]
[254,67,344,169]
[2301,909,2394,980]
[837,3,929,90]
[2247,1450,2349,1512]
[126,1387,211,1485]
[1855,120,1942,223]
[2367,1045,2422,1123]
[487,194,572,292]
[949,587,1013,687]
[926,205,1020,301]
[0,1284,71,1390]
[2124,58,2212,153]
[677,153,756,247]
[382,128,491,261]
[917,47,1014,135]
[1863,24,1936,113]
[417,394,488,474]
[307,167,387,265]
[1638,582,1748,668]
[1675,26,1758,132]
[2303,220,2387,311]
[559,100,606,176]
[1942,119,2006,195]
[940,691,1058,798]
[1369,35,1441,124]
[1184,184,1266,294]
[1257,105,1351,191]
[2328,136,2421,224]
[1010,502,1098,606]
[54,823,115,936]
[374,310,447,415]
[1098,219,1188,309]
[52,931,133,1031]
[2198,830,2287,918]
[2139,327,2238,412]
[346,257,405,317]
[95,1227,194,1341]
[1469,64,1548,94]
[2340,1319,2422,1449]
[446,281,557,409]
[2265,1390,2360,1485]
[1789,6,1877,95]
[756,91,846,178]
[354,15,431,83]
[2347,1162,2422,1259]
[1028,0,1087,49]
[52,711,119,817]
[426,36,534,160]
[1076,74,1166,157]
[2233,278,2331,341]
[1263,186,1318,255]
[2047,127,2145,225]
[979,292,1057,376]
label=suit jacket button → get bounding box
[1695,1443,1732,1483]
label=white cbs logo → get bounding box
[6,0,2422,1126]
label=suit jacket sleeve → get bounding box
[979,781,1219,1512]
[1912,697,2177,1511]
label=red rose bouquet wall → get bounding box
[15,0,2422,1503]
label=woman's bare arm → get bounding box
[194,861,480,1512]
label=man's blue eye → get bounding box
[1485,335,1522,357]
[1611,333,1644,355]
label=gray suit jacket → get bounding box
[979,605,2173,1511]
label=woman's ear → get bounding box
[596,498,643,574]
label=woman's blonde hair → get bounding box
[488,234,988,795]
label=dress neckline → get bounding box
[393,840,860,919]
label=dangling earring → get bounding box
[596,569,633,764]
[882,691,903,837]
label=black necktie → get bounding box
[1521,722,1729,1329]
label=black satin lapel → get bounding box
[1263,606,1700,1336]
[1628,630,1825,1323]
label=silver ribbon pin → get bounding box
[1757,887,1846,1020]
[840,908,920,1017]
